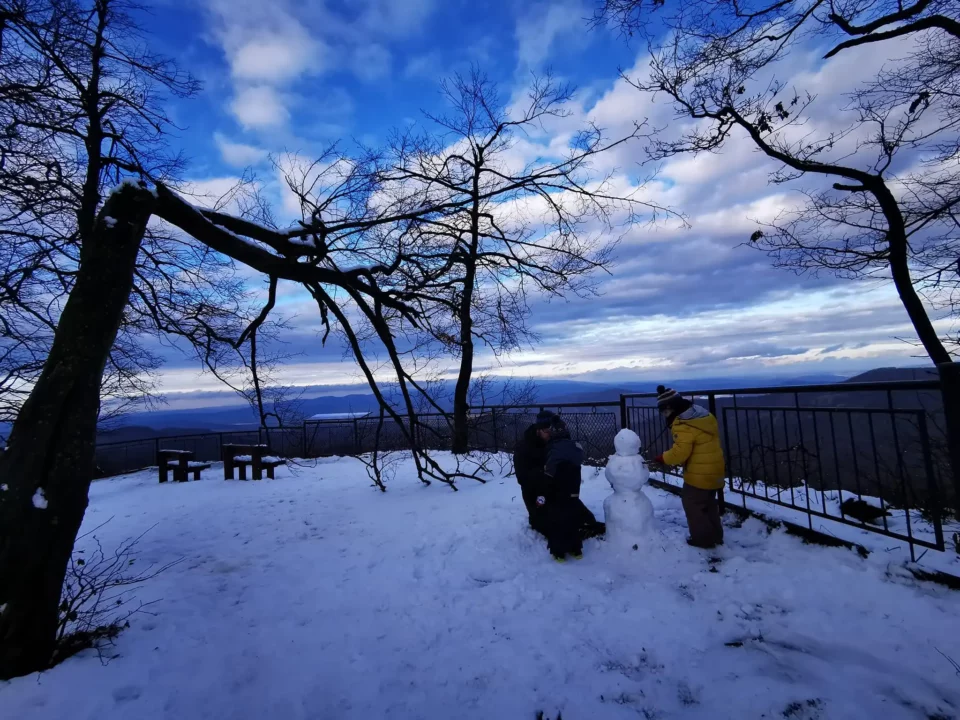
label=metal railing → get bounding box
[302,401,621,464]
[95,379,956,558]
[621,379,951,558]
[94,401,622,476]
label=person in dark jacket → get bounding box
[512,411,604,551]
[513,410,555,531]
[543,417,587,560]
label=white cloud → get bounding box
[515,0,588,71]
[230,34,325,83]
[178,176,254,216]
[205,0,323,82]
[230,86,289,129]
[214,132,268,167]
[352,44,391,83]
[202,0,437,135]
[404,52,441,80]
[355,0,435,38]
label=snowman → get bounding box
[603,428,655,548]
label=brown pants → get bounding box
[681,484,724,546]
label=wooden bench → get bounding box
[158,449,212,483]
[222,444,286,480]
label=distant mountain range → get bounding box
[93,370,869,443]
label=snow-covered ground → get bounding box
[4,453,960,720]
[656,473,960,577]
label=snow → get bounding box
[106,179,154,198]
[0,483,8,491]
[158,449,193,455]
[655,472,960,577]
[32,487,47,509]
[2,453,960,720]
[308,412,370,420]
[103,216,117,228]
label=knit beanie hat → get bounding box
[534,410,557,429]
[657,385,692,414]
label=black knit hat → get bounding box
[534,410,557,429]
[657,385,692,413]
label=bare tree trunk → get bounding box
[0,185,153,679]
[451,164,482,455]
[878,190,952,366]
[937,361,960,510]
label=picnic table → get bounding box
[222,443,286,480]
[158,449,211,483]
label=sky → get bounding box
[135,0,945,399]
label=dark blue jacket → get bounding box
[544,430,583,500]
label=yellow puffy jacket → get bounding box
[661,407,726,491]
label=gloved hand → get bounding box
[647,454,667,474]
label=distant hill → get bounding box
[94,371,866,442]
[845,367,938,383]
[97,425,237,444]
[542,374,850,405]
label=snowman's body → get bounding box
[603,429,655,547]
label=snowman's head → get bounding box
[613,429,642,456]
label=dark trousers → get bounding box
[523,487,605,542]
[544,497,583,558]
[682,484,724,546]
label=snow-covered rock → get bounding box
[603,429,655,549]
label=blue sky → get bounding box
[138,0,940,397]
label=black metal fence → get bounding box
[95,401,622,477]
[622,379,952,558]
[301,402,621,463]
[96,379,956,558]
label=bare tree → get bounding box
[378,69,673,453]
[595,0,960,514]
[0,1,485,677]
[0,0,253,426]
[594,0,959,365]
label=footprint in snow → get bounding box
[112,685,142,703]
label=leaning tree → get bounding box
[0,0,482,678]
[0,0,256,428]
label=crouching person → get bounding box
[653,386,726,549]
[543,416,586,561]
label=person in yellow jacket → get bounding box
[653,386,726,548]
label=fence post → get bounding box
[706,394,725,513]
[491,407,499,452]
[619,395,627,430]
[353,418,360,455]
[302,420,307,458]
[937,361,960,511]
